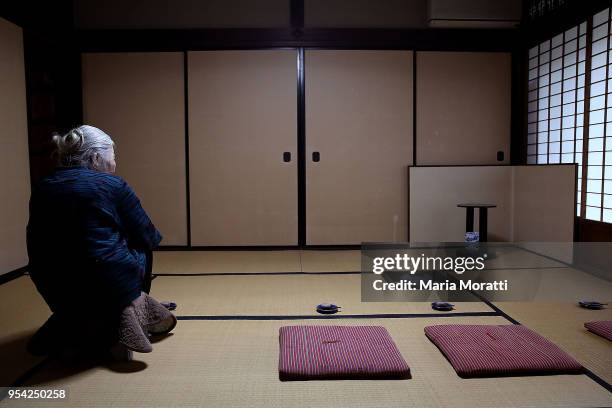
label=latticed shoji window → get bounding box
[527,7,612,223]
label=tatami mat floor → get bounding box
[151,247,566,275]
[495,302,612,384]
[150,274,492,316]
[0,250,610,407]
[0,277,50,386]
[5,318,612,408]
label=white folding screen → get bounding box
[409,165,576,243]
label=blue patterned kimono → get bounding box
[27,166,162,316]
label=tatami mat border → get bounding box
[152,265,570,277]
[583,370,612,393]
[0,266,27,285]
[175,312,501,321]
[492,303,612,393]
[154,271,363,276]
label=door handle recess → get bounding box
[312,152,320,162]
[283,152,291,162]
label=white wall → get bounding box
[305,0,427,28]
[73,0,521,29]
[0,17,30,274]
[74,0,290,28]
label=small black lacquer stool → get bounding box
[457,203,497,242]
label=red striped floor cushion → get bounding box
[278,325,410,380]
[585,320,612,341]
[425,324,582,378]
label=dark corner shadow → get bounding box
[103,359,148,374]
[0,331,44,385]
[279,373,412,381]
[22,355,149,386]
[455,370,585,380]
[0,332,149,387]
[150,332,174,344]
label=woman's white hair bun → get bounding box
[52,125,114,169]
[52,128,85,158]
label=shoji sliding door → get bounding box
[188,51,297,245]
[305,50,413,245]
[82,52,188,245]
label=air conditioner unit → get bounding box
[428,0,521,28]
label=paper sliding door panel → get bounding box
[416,52,511,165]
[306,50,413,245]
[188,51,297,246]
[409,167,512,242]
[82,52,187,245]
[0,18,30,273]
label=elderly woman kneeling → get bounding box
[26,125,176,359]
